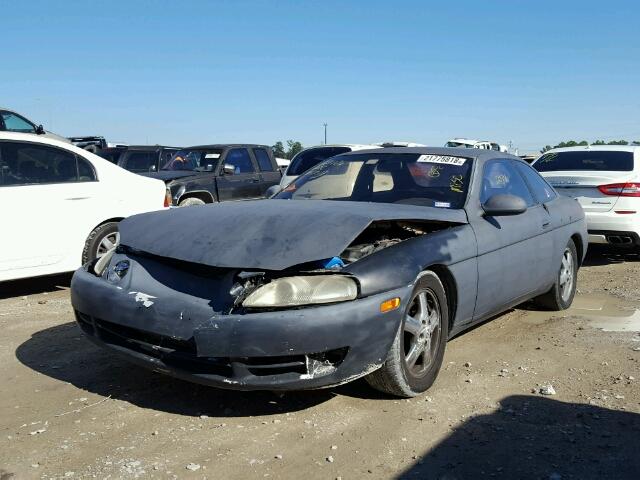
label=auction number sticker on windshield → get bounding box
[417,155,466,166]
[205,153,221,159]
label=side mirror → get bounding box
[149,165,157,172]
[265,185,281,198]
[482,194,527,216]
[36,124,45,135]
[223,164,235,175]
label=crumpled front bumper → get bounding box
[70,264,411,391]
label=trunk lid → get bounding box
[541,171,636,212]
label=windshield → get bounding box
[275,153,473,208]
[287,147,351,176]
[534,151,634,172]
[162,149,223,172]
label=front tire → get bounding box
[366,271,449,397]
[82,222,119,264]
[179,197,206,207]
[534,239,578,310]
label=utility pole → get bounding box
[323,123,327,145]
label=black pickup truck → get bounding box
[142,144,282,207]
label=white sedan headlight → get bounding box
[242,275,358,308]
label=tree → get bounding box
[272,141,286,158]
[541,140,587,153]
[542,138,638,153]
[286,140,304,159]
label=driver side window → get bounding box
[481,160,535,207]
[225,148,255,174]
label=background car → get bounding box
[445,138,508,152]
[279,144,381,187]
[71,148,586,398]
[68,136,128,154]
[142,144,282,206]
[116,145,180,174]
[0,132,169,282]
[275,157,290,172]
[96,145,128,164]
[0,107,70,143]
[533,145,640,249]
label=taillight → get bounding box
[164,188,173,207]
[597,182,640,197]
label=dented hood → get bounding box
[119,199,468,270]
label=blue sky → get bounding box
[3,0,639,152]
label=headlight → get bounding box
[242,275,358,308]
[93,247,116,276]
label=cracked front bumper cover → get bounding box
[70,267,411,390]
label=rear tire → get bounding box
[179,197,206,207]
[534,239,578,311]
[82,222,119,264]
[365,271,449,397]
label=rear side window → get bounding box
[253,148,274,171]
[481,159,535,207]
[514,161,557,203]
[0,141,96,186]
[121,151,157,172]
[534,151,634,172]
[288,147,351,176]
[225,148,255,174]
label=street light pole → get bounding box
[323,123,327,145]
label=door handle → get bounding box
[542,221,550,229]
[65,197,90,201]
[251,178,260,183]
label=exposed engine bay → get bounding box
[228,220,454,310]
[340,220,433,264]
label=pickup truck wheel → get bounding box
[533,239,578,311]
[365,271,449,398]
[82,222,119,264]
[179,197,206,207]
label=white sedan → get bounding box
[533,145,640,249]
[0,132,169,282]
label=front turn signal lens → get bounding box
[380,297,401,313]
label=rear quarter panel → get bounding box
[545,195,588,267]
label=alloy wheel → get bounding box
[559,247,574,302]
[403,289,441,377]
[96,232,120,258]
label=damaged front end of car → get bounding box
[71,200,466,390]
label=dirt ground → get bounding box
[1,246,639,480]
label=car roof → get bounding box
[185,144,271,149]
[0,131,70,146]
[302,144,381,150]
[126,145,181,151]
[340,146,522,164]
[544,145,640,154]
